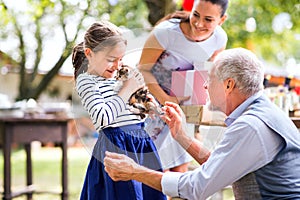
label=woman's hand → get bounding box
[155,10,191,25]
[169,10,190,20]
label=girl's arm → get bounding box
[118,68,145,102]
[77,72,145,130]
[76,75,128,128]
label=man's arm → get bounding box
[162,102,210,164]
[104,151,163,191]
[179,135,211,164]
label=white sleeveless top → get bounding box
[153,18,227,71]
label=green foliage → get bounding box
[223,0,300,66]
[108,0,149,29]
[0,0,149,101]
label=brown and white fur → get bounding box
[115,65,163,119]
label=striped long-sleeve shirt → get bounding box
[76,73,143,131]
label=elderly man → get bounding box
[104,48,300,199]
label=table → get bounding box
[291,117,300,128]
[0,116,70,200]
[181,105,300,129]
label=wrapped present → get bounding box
[171,70,208,105]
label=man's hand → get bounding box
[104,151,139,181]
[162,102,211,164]
[104,151,164,191]
[161,101,187,141]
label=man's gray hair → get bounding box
[213,48,264,96]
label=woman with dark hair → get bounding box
[139,0,229,173]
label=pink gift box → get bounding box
[170,70,208,105]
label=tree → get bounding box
[1,0,300,101]
[0,0,150,101]
[223,0,300,67]
[144,0,177,26]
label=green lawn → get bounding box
[0,146,91,200]
[0,146,234,200]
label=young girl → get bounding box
[139,0,228,173]
[72,21,166,200]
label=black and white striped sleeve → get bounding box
[76,74,127,129]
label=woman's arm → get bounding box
[138,33,190,105]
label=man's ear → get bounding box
[224,78,235,91]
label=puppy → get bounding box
[116,65,163,119]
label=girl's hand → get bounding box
[125,68,145,92]
[119,69,145,101]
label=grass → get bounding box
[0,146,91,200]
[0,145,234,200]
